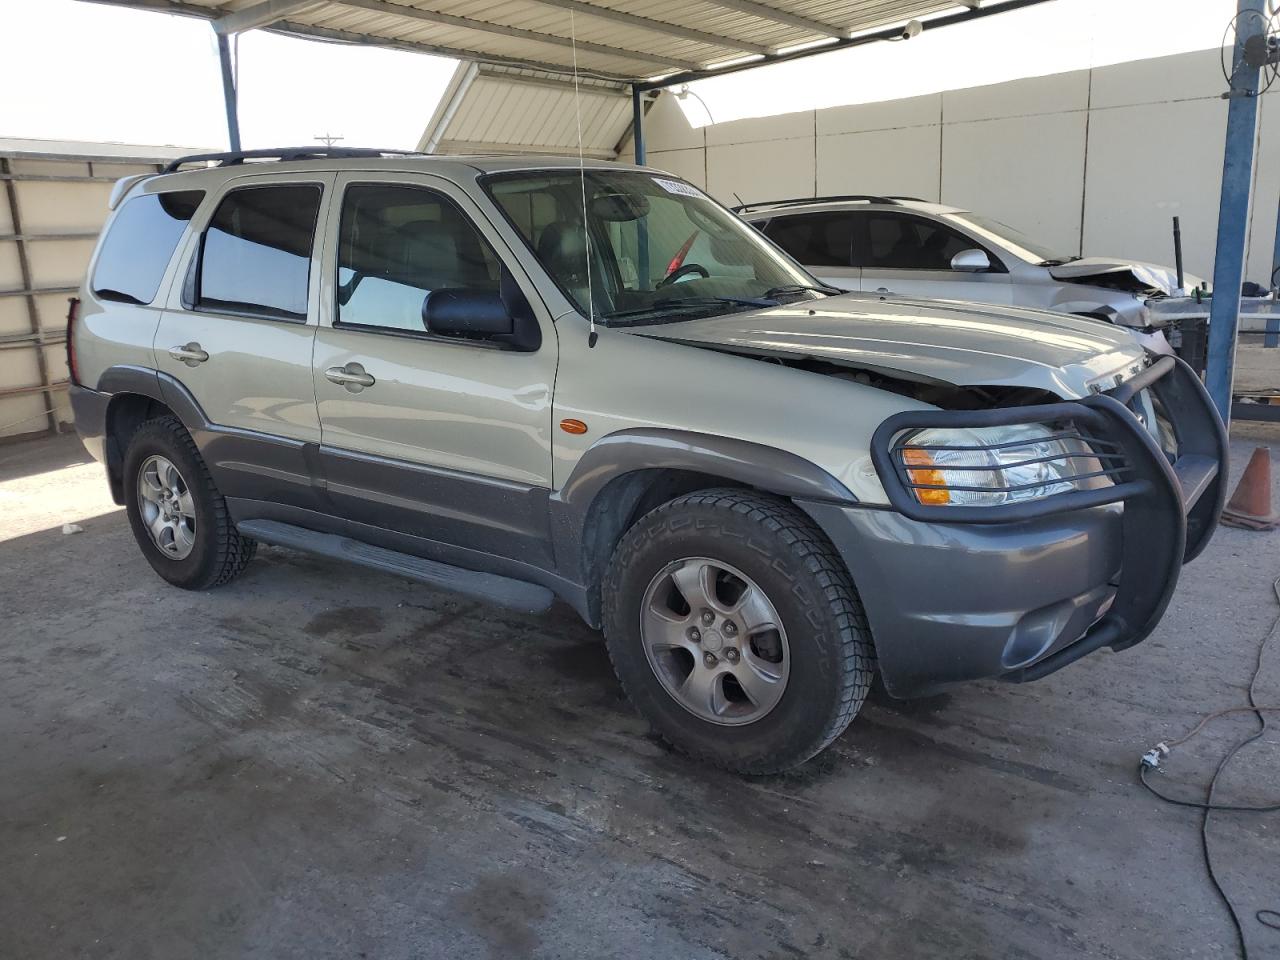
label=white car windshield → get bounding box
[484,170,830,325]
[944,212,1078,266]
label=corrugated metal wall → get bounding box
[420,64,633,159]
[0,147,171,442]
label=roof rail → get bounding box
[731,194,922,214]
[161,146,424,174]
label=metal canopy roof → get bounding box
[82,0,1049,86]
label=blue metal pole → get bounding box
[217,31,242,152]
[1206,0,1266,423]
[632,85,650,285]
[631,84,646,165]
[1271,194,1280,292]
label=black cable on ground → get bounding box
[1138,576,1280,959]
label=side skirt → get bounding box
[238,519,556,615]
[227,499,590,620]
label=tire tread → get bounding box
[602,488,874,775]
[130,415,256,589]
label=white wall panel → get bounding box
[817,125,941,201]
[0,299,28,337]
[644,94,705,152]
[25,239,98,290]
[817,93,940,136]
[13,181,112,234]
[1089,49,1223,109]
[942,71,1089,123]
[0,241,22,292]
[942,112,1088,256]
[708,137,814,204]
[1084,97,1226,279]
[647,149,708,188]
[35,293,76,335]
[706,110,813,146]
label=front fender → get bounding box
[548,428,857,618]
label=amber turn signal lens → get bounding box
[901,448,950,505]
[560,418,588,435]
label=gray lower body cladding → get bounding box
[800,500,1124,699]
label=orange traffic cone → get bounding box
[1221,446,1279,531]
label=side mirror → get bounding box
[951,248,991,273]
[422,289,513,340]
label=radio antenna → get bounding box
[568,8,598,348]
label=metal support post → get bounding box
[631,84,646,165]
[217,31,242,152]
[1207,0,1267,423]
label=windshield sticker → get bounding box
[652,177,703,199]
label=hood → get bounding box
[1048,257,1203,296]
[629,293,1149,399]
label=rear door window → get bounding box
[762,213,853,267]
[92,190,204,304]
[197,184,322,320]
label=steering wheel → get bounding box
[657,263,710,288]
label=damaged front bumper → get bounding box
[799,356,1227,698]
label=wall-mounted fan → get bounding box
[1222,4,1280,97]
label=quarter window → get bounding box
[92,190,203,304]
[336,184,502,333]
[197,184,322,320]
[858,213,977,270]
[762,213,853,267]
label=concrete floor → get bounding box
[2,425,1279,960]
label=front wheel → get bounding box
[602,490,874,775]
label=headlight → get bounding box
[898,423,1103,507]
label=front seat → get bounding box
[537,221,610,313]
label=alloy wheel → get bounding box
[137,454,196,560]
[640,557,790,726]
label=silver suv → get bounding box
[738,196,1200,339]
[69,148,1226,774]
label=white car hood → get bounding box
[1048,257,1203,295]
[633,293,1150,399]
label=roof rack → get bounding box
[161,146,424,174]
[731,194,925,214]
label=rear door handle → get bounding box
[325,362,376,392]
[168,342,209,366]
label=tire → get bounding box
[601,489,874,775]
[122,415,256,590]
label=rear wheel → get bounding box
[123,415,256,590]
[602,489,874,775]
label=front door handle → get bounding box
[325,362,376,392]
[168,342,209,366]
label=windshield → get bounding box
[943,212,1076,266]
[484,170,825,325]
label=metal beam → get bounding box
[332,0,703,71]
[637,0,1060,90]
[698,0,847,39]
[523,0,771,57]
[271,19,632,81]
[1206,0,1267,423]
[213,0,320,35]
[216,31,242,152]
